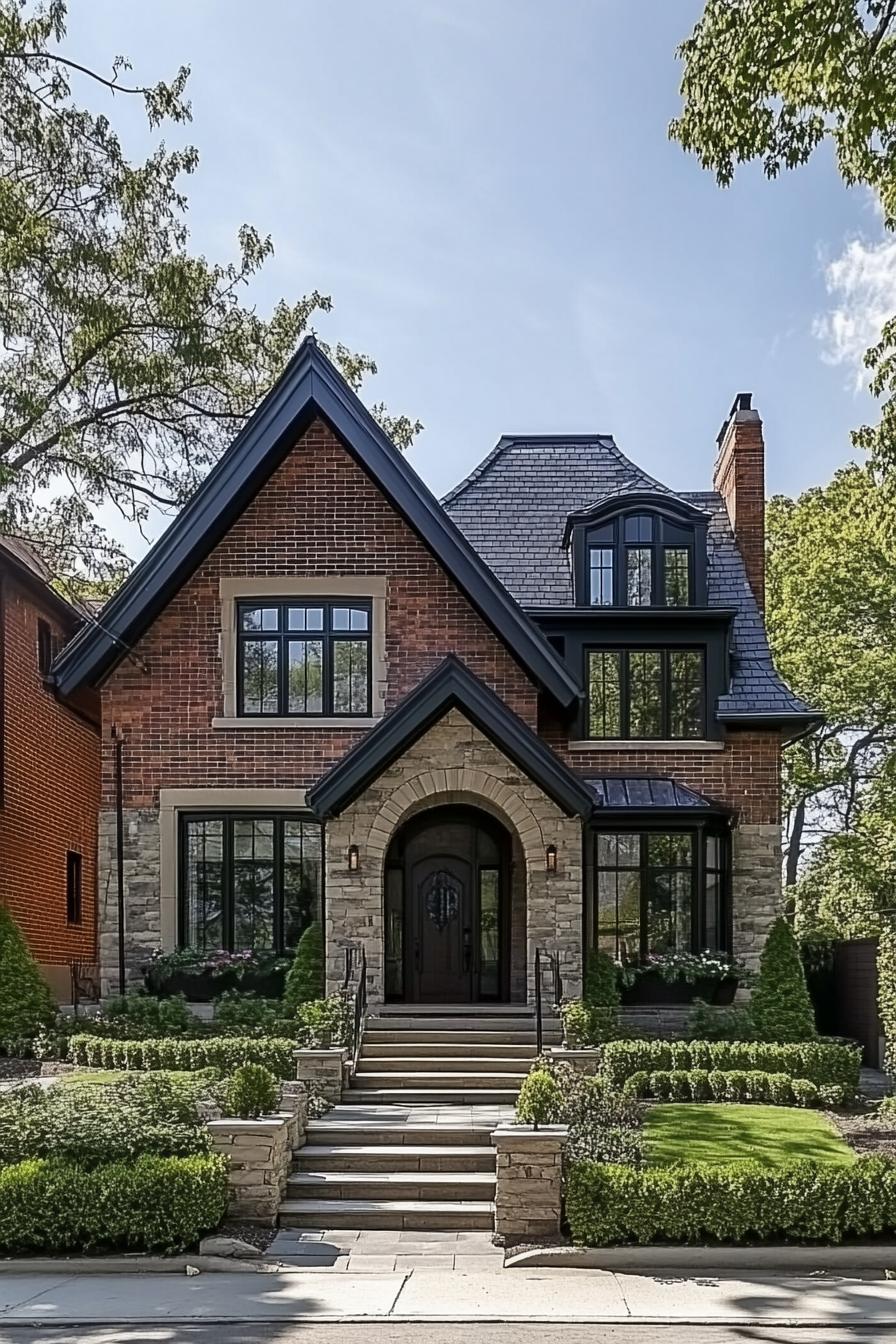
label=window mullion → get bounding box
[639,833,648,960]
[224,818,234,953]
[662,650,671,738]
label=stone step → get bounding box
[351,1069,527,1090]
[377,1003,535,1015]
[286,1170,496,1201]
[342,1087,520,1105]
[356,1054,532,1074]
[305,1120,497,1147]
[293,1144,495,1172]
[361,1040,539,1059]
[362,1029,546,1046]
[278,1198,494,1231]
[366,1016,542,1033]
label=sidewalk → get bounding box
[3,1264,896,1325]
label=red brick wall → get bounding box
[102,419,539,808]
[0,571,100,971]
[714,407,766,614]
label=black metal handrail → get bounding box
[342,943,368,1072]
[534,946,563,1055]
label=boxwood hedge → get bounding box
[599,1039,860,1092]
[0,1154,229,1253]
[621,1068,847,1108]
[566,1157,896,1246]
[66,1034,296,1078]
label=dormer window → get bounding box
[569,495,708,608]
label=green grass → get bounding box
[58,1069,198,1087]
[645,1104,856,1169]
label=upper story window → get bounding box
[587,646,705,740]
[237,599,372,718]
[37,618,56,677]
[571,497,708,609]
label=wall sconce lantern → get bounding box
[545,844,557,873]
[348,844,360,872]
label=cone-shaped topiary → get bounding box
[583,948,620,1008]
[283,920,324,1011]
[750,916,817,1043]
[0,905,55,1041]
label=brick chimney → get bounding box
[713,392,765,613]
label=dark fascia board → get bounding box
[52,340,580,709]
[306,655,594,820]
[527,606,737,624]
[562,491,709,546]
[590,807,732,824]
[719,710,825,745]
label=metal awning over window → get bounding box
[585,776,729,815]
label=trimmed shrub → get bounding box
[536,1060,644,1165]
[562,999,618,1047]
[688,997,756,1041]
[225,1064,279,1119]
[0,1154,228,1253]
[295,995,347,1048]
[0,1073,214,1167]
[600,1038,860,1091]
[0,905,55,1042]
[516,1068,563,1129]
[751,917,816,1043]
[583,949,621,1008]
[66,1034,296,1078]
[620,1067,843,1108]
[283,921,324,1010]
[566,1157,896,1246]
[74,993,195,1040]
[212,991,291,1036]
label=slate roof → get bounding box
[585,776,723,811]
[442,436,816,723]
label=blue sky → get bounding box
[67,0,893,543]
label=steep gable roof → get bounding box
[52,341,579,708]
[443,436,817,726]
[306,655,595,819]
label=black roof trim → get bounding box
[718,710,825,745]
[52,340,579,708]
[306,655,594,820]
[585,775,731,817]
[563,490,709,546]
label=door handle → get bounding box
[462,926,472,973]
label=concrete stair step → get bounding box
[304,1121,497,1147]
[278,1198,494,1231]
[356,1055,532,1074]
[366,1016,541,1033]
[286,1170,495,1201]
[293,1144,495,1173]
[361,1040,538,1058]
[352,1070,527,1090]
[362,1029,545,1046]
[342,1087,520,1105]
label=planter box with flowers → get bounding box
[144,948,293,1002]
[617,952,748,1006]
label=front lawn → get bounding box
[645,1103,856,1168]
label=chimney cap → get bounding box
[716,391,758,447]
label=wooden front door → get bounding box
[410,853,473,1002]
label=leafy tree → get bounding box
[670,1,896,476]
[750,916,817,1042]
[766,465,896,884]
[0,904,55,1041]
[283,920,324,1012]
[0,0,419,593]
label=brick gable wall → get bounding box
[102,418,538,808]
[0,572,99,980]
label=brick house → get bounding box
[0,537,100,998]
[52,340,817,1005]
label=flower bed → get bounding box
[143,948,292,1001]
[565,1156,894,1246]
[66,1034,297,1078]
[600,1038,861,1092]
[0,1154,228,1253]
[617,952,745,1006]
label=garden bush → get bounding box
[535,1059,644,1165]
[600,1038,860,1092]
[0,1073,214,1167]
[0,1154,228,1253]
[562,998,618,1047]
[212,990,291,1036]
[225,1063,279,1119]
[750,917,817,1043]
[516,1068,563,1129]
[687,997,757,1041]
[66,1034,296,1078]
[621,1068,847,1108]
[566,1157,896,1246]
[0,905,55,1043]
[73,993,195,1040]
[283,921,324,1010]
[295,994,348,1048]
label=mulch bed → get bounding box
[0,1059,40,1082]
[216,1221,277,1252]
[832,1106,896,1158]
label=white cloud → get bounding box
[813,233,896,389]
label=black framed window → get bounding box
[587,647,705,739]
[237,600,372,718]
[37,619,55,677]
[592,828,729,959]
[179,812,323,952]
[66,850,82,925]
[578,510,700,608]
[589,547,614,606]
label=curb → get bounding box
[506,1242,896,1273]
[0,1254,274,1275]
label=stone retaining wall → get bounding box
[206,1082,307,1224]
[492,1123,567,1242]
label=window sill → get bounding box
[568,738,724,752]
[212,716,383,730]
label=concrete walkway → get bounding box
[265,1228,504,1270]
[3,1266,896,1325]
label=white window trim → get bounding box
[158,786,308,952]
[218,576,387,724]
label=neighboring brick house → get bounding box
[0,537,100,998]
[52,340,818,1002]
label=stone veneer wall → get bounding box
[731,822,781,969]
[323,707,584,1004]
[97,807,160,992]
